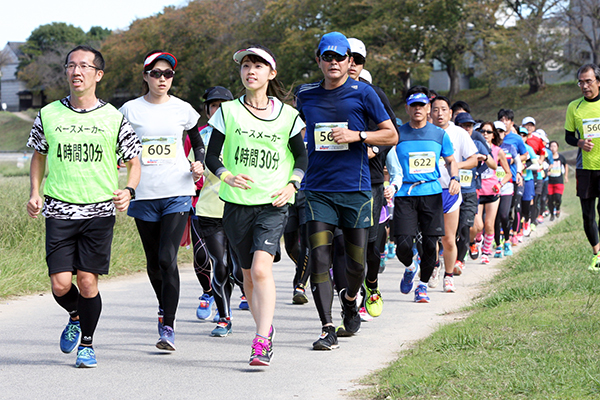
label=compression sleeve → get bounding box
[565,129,579,147]
[205,127,227,178]
[289,131,307,181]
[186,123,205,164]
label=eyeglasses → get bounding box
[351,53,365,65]
[320,53,348,63]
[146,69,175,79]
[578,78,597,87]
[480,129,494,134]
[64,63,100,72]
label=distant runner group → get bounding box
[28,31,596,369]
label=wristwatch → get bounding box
[371,145,380,155]
[125,186,136,199]
[288,180,301,192]
[451,176,460,183]
[359,131,367,142]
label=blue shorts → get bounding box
[442,189,462,214]
[523,179,535,201]
[305,190,373,229]
[127,196,192,222]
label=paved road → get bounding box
[0,219,556,400]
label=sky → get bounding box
[1,0,186,46]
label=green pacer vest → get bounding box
[41,100,122,204]
[219,99,298,206]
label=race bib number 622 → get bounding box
[408,151,435,174]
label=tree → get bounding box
[558,0,600,66]
[503,0,566,94]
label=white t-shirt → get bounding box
[438,121,478,188]
[119,95,200,200]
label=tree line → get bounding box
[16,0,594,110]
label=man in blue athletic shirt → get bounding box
[296,32,397,350]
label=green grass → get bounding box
[0,111,35,151]
[356,181,600,399]
[0,174,192,299]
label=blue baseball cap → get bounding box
[406,92,430,106]
[318,32,350,56]
[455,112,475,125]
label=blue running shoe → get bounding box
[387,243,396,259]
[75,346,97,368]
[211,319,232,337]
[156,326,176,351]
[239,296,249,310]
[213,308,231,323]
[157,309,164,337]
[414,284,430,303]
[60,319,81,354]
[503,241,513,256]
[494,246,503,258]
[400,264,417,294]
[196,293,214,320]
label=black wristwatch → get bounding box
[125,186,136,199]
[371,145,380,155]
[288,180,301,191]
[359,131,367,142]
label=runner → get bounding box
[193,86,245,337]
[547,140,568,221]
[519,127,540,238]
[476,122,512,264]
[119,50,204,351]
[430,96,478,292]
[493,121,520,258]
[565,63,600,270]
[295,32,397,350]
[454,112,496,270]
[205,45,307,365]
[394,86,459,302]
[347,37,399,318]
[26,45,141,368]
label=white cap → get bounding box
[359,69,372,84]
[535,129,549,143]
[347,38,367,58]
[522,116,536,126]
[494,121,507,132]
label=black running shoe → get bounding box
[339,288,361,335]
[312,326,339,350]
[292,285,309,304]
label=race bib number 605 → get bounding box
[141,136,176,165]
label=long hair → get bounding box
[480,121,502,146]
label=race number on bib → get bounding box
[459,169,473,188]
[314,122,349,151]
[141,136,176,165]
[496,169,507,180]
[583,118,600,139]
[408,152,435,174]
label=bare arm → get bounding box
[27,151,46,218]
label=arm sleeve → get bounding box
[565,129,579,147]
[205,128,227,178]
[288,131,307,181]
[186,123,205,163]
[385,148,403,188]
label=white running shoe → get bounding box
[428,265,440,288]
[443,276,456,293]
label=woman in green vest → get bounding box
[205,45,307,366]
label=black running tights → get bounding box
[494,195,512,245]
[581,197,600,248]
[395,234,438,283]
[308,221,367,326]
[135,212,188,328]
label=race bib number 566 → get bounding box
[314,122,349,151]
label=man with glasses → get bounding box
[296,32,397,350]
[346,37,399,319]
[565,63,600,270]
[26,45,141,368]
[393,86,458,303]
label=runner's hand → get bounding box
[271,184,295,207]
[27,194,44,218]
[383,186,395,201]
[190,161,204,182]
[225,173,254,190]
[580,138,594,152]
[113,189,131,212]
[331,127,358,144]
[449,179,460,195]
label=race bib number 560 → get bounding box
[314,122,349,151]
[583,118,600,139]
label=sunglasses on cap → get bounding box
[145,69,175,79]
[351,53,365,65]
[320,53,348,62]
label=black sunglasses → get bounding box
[352,53,365,65]
[320,53,348,63]
[146,69,175,79]
[480,129,494,134]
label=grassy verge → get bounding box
[356,181,600,399]
[0,175,191,299]
[0,112,34,151]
